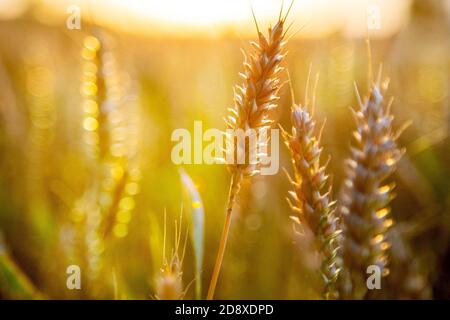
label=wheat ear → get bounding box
[340,67,404,298]
[155,210,189,300]
[282,73,341,299]
[207,6,291,300]
[79,32,142,291]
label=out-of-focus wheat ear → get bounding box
[23,47,56,245]
[155,210,191,300]
[340,66,404,299]
[208,4,293,300]
[79,34,105,284]
[282,72,342,300]
[80,35,101,161]
[79,32,143,293]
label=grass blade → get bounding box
[179,168,204,300]
[0,237,43,299]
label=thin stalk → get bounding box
[207,171,242,300]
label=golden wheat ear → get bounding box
[282,70,342,300]
[208,4,293,300]
[340,65,405,299]
[224,4,290,176]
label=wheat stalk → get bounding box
[340,66,404,298]
[206,5,292,300]
[282,73,342,299]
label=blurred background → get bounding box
[0,0,449,299]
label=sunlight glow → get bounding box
[4,0,413,38]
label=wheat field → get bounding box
[0,0,449,300]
